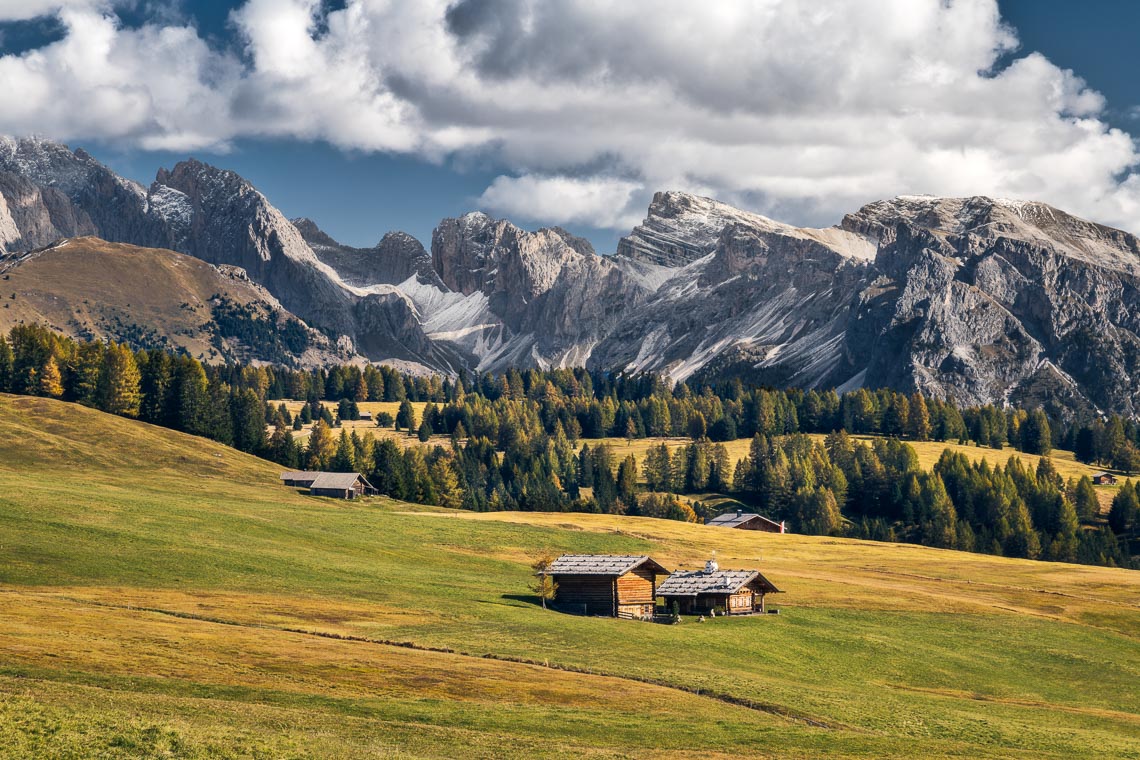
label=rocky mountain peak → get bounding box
[431,212,589,303]
[291,217,341,250]
[843,194,1140,274]
[616,190,791,267]
[297,220,441,291]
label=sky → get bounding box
[1,1,1139,253]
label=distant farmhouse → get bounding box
[280,471,321,488]
[1091,471,1118,486]
[359,411,373,421]
[280,471,376,500]
[656,558,782,615]
[547,555,667,619]
[706,509,786,533]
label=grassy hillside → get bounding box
[0,237,336,364]
[1,394,1138,758]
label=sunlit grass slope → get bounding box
[0,394,1137,758]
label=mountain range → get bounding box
[2,135,1139,416]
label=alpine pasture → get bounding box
[0,394,1137,758]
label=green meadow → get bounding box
[0,394,1137,758]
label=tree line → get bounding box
[0,326,1135,568]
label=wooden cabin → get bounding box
[1092,472,1118,486]
[280,471,322,488]
[359,411,373,421]
[307,472,376,499]
[547,555,667,619]
[656,559,782,616]
[706,509,786,533]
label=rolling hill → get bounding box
[0,237,342,365]
[0,394,1138,758]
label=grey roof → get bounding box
[281,471,323,481]
[309,472,370,490]
[656,569,782,596]
[547,554,667,577]
[706,512,783,529]
[1091,471,1115,478]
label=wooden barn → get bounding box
[280,471,322,488]
[656,559,782,616]
[307,472,376,500]
[706,509,785,533]
[1092,471,1118,486]
[546,555,667,619]
[359,411,373,421]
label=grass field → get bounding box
[2,394,1138,758]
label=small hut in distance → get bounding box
[280,471,376,499]
[706,509,786,533]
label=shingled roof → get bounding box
[309,472,370,490]
[280,471,322,481]
[706,512,784,530]
[546,554,667,576]
[656,569,782,596]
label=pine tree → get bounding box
[1108,481,1139,534]
[396,399,415,433]
[331,429,356,472]
[268,423,300,469]
[687,411,707,441]
[176,359,210,435]
[69,341,105,406]
[231,388,266,454]
[417,413,432,442]
[1019,409,1052,455]
[430,458,463,509]
[306,419,336,470]
[644,443,672,492]
[0,334,11,393]
[616,455,638,513]
[1072,476,1099,523]
[39,356,63,398]
[97,344,141,417]
[906,393,931,440]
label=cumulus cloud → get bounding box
[2,0,1140,235]
[478,175,644,229]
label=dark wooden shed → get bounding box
[307,472,376,499]
[547,554,667,619]
[280,471,322,488]
[656,560,782,616]
[706,509,785,533]
[1091,472,1118,486]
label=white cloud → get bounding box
[2,0,1140,235]
[478,175,644,229]
[0,0,105,21]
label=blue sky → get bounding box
[2,1,1140,252]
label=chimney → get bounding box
[736,508,742,517]
[704,557,719,574]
